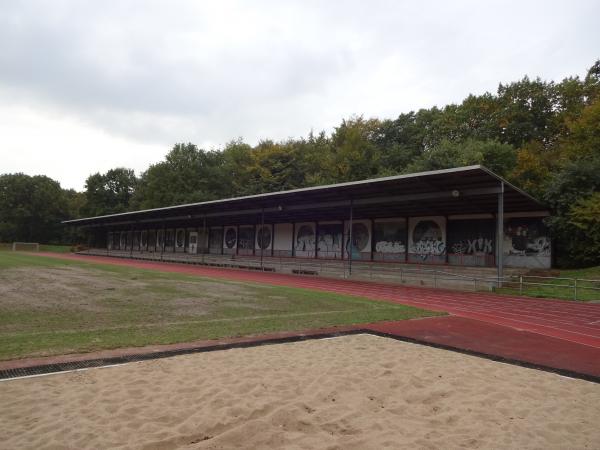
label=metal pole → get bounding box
[497,182,504,287]
[519,275,523,296]
[202,216,206,264]
[260,207,265,270]
[130,223,134,258]
[160,221,165,261]
[574,279,578,301]
[348,199,354,277]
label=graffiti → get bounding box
[346,223,369,255]
[176,229,185,247]
[504,220,550,257]
[257,226,272,249]
[375,241,406,253]
[318,224,342,256]
[224,228,237,249]
[412,239,446,256]
[296,225,315,252]
[373,221,406,255]
[410,219,445,259]
[238,227,254,250]
[451,237,493,255]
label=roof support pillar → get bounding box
[348,199,354,277]
[160,221,165,261]
[202,216,206,264]
[129,222,134,258]
[260,207,265,270]
[497,182,505,286]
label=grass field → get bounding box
[0,243,73,253]
[498,266,600,301]
[0,252,440,361]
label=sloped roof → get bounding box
[64,165,547,227]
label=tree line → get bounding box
[1,61,599,266]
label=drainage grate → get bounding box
[0,330,366,381]
[1,330,598,384]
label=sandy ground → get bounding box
[0,334,598,450]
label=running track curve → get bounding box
[38,253,600,349]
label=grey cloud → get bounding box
[0,0,599,182]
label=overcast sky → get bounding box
[1,0,599,191]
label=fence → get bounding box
[79,248,600,301]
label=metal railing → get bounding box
[80,248,600,301]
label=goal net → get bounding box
[12,242,40,252]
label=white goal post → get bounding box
[12,242,40,252]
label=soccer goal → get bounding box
[12,242,40,252]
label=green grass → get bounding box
[0,243,73,253]
[39,244,73,253]
[497,266,600,302]
[0,252,441,360]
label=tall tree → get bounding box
[0,174,69,243]
[83,168,137,216]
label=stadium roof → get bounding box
[64,165,548,227]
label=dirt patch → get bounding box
[0,266,147,311]
[0,266,270,327]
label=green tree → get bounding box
[327,117,382,182]
[83,168,137,216]
[133,143,227,209]
[405,138,516,176]
[0,173,69,243]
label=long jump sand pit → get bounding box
[1,335,599,450]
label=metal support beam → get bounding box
[260,207,265,270]
[202,216,206,264]
[291,222,296,257]
[497,182,505,286]
[348,200,354,277]
[160,221,165,261]
[129,223,134,258]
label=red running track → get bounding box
[38,253,600,349]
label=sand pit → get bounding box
[0,335,598,450]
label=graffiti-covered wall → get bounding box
[344,220,372,261]
[372,219,406,261]
[408,217,446,264]
[237,226,255,256]
[447,219,495,267]
[317,222,343,259]
[295,222,316,258]
[223,226,237,255]
[103,214,550,268]
[503,217,551,268]
[255,224,273,255]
